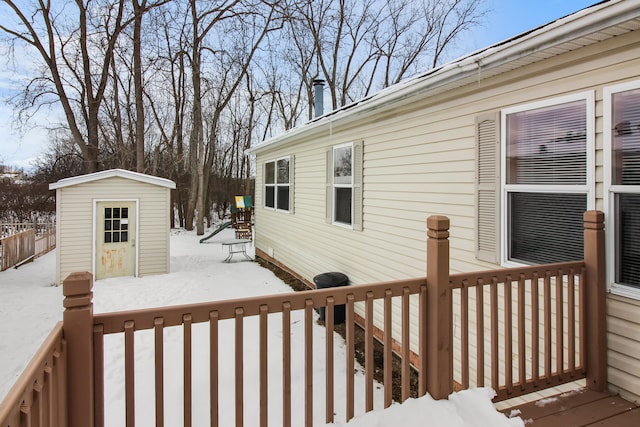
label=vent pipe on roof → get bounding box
[313,79,325,118]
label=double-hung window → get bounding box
[501,93,594,265]
[605,81,640,295]
[264,157,292,212]
[326,141,363,230]
[333,144,353,225]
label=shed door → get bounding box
[96,202,136,279]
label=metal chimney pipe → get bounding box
[313,79,325,118]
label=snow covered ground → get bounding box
[0,227,523,426]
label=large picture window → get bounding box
[264,157,291,212]
[502,93,593,264]
[605,82,640,292]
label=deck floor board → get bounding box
[503,388,640,426]
[588,407,640,426]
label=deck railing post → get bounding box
[426,215,453,400]
[63,271,95,427]
[583,210,607,392]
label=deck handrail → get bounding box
[0,322,67,427]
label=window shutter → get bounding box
[289,155,295,214]
[326,149,333,223]
[352,140,364,231]
[476,113,500,263]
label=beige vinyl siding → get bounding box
[56,176,170,283]
[253,31,640,392]
[136,187,171,277]
[607,295,640,404]
[57,187,94,285]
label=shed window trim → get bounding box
[500,92,595,266]
[264,156,293,213]
[604,80,640,299]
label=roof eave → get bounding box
[49,168,177,190]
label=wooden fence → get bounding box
[0,212,606,427]
[34,225,56,258]
[0,223,36,237]
[0,223,55,271]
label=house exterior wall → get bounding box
[252,31,640,402]
[607,294,640,404]
[55,176,171,284]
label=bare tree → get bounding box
[183,0,240,233]
[375,0,486,87]
[282,0,485,111]
[184,0,281,234]
[132,0,147,172]
[1,0,486,228]
[0,0,133,173]
[131,0,169,172]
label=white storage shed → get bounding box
[49,169,176,284]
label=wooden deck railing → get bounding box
[429,211,606,402]
[0,211,607,427]
[0,323,67,427]
[82,273,430,426]
[450,261,586,401]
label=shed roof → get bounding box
[49,168,176,190]
[248,0,639,155]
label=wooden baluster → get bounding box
[325,297,335,424]
[282,303,291,427]
[401,287,410,402]
[124,321,135,427]
[384,290,394,407]
[154,318,164,427]
[259,305,268,427]
[304,300,313,427]
[365,292,374,411]
[235,308,244,427]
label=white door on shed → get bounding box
[95,202,136,279]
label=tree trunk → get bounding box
[133,0,146,173]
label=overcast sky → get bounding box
[0,0,599,171]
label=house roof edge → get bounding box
[247,0,634,156]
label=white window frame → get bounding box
[264,156,291,213]
[500,91,595,266]
[332,142,354,228]
[604,80,640,300]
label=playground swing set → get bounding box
[199,196,253,244]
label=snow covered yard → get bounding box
[0,227,523,426]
